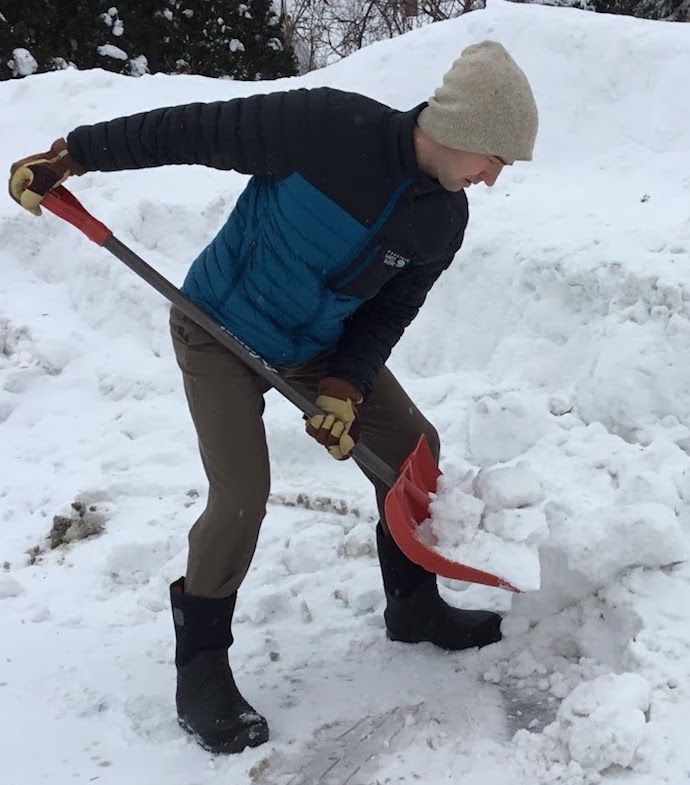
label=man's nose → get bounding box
[482,166,502,187]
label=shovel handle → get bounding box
[42,188,520,590]
[42,187,399,487]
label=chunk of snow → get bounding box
[9,48,38,77]
[98,44,128,61]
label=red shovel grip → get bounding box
[42,186,113,246]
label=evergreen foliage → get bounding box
[0,0,297,80]
[588,0,689,19]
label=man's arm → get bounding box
[10,87,399,217]
[327,257,453,398]
[66,89,319,178]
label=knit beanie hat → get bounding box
[417,40,539,162]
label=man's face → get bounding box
[435,148,512,192]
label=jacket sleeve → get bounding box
[66,89,317,178]
[327,257,452,398]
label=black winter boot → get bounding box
[376,523,503,651]
[170,578,269,754]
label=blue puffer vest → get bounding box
[182,172,411,366]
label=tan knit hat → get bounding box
[417,40,539,162]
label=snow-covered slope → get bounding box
[2,2,690,783]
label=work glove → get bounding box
[9,138,85,216]
[306,377,364,461]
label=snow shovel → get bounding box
[42,186,519,592]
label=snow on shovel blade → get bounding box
[385,435,521,592]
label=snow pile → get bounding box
[514,673,652,783]
[2,2,690,784]
[423,417,688,594]
[421,461,547,590]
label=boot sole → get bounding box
[386,626,500,651]
[178,716,269,754]
[386,627,426,644]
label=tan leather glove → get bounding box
[9,138,85,216]
[306,377,364,461]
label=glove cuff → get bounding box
[318,377,364,405]
[50,138,87,176]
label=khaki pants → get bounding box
[170,305,439,599]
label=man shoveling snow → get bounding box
[8,40,538,754]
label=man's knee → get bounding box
[389,420,440,471]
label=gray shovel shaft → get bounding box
[103,235,398,488]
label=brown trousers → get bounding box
[170,305,439,599]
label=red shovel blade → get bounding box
[384,435,521,592]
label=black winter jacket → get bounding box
[67,87,469,396]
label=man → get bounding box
[9,40,538,754]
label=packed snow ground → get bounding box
[2,2,690,783]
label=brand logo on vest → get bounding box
[383,250,410,269]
